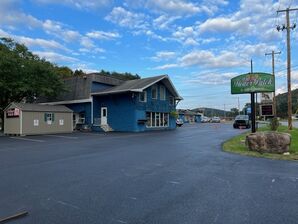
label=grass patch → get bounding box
[223,125,298,161]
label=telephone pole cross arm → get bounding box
[276,7,298,130]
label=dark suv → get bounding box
[233,115,250,129]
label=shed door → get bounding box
[101,107,107,125]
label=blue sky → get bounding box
[1,0,298,110]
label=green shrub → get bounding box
[170,111,178,119]
[269,117,280,131]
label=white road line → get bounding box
[56,200,80,210]
[10,137,45,143]
[44,135,78,139]
[115,220,127,224]
[169,181,181,185]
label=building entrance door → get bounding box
[101,107,107,125]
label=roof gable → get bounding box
[92,75,183,99]
[5,102,73,112]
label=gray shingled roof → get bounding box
[92,75,183,99]
[7,102,73,112]
[37,74,124,103]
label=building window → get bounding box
[74,113,85,124]
[78,113,86,124]
[169,96,175,105]
[160,86,166,100]
[156,113,160,126]
[44,113,54,124]
[139,91,147,102]
[152,85,157,99]
[145,112,169,128]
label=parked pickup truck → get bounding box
[233,115,250,129]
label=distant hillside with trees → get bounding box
[192,107,236,117]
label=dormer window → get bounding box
[160,86,165,100]
[151,85,157,99]
[139,91,147,102]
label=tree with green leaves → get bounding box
[55,66,73,78]
[98,69,140,80]
[0,38,66,129]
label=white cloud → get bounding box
[143,29,168,41]
[105,7,148,29]
[198,17,251,34]
[151,51,176,61]
[153,15,180,30]
[0,5,106,53]
[200,37,220,44]
[184,38,198,46]
[34,51,79,63]
[34,0,110,10]
[0,29,70,52]
[17,36,69,51]
[180,50,246,68]
[0,11,42,28]
[153,63,179,70]
[172,25,221,46]
[237,43,277,57]
[79,47,105,53]
[185,72,237,85]
[201,0,228,15]
[86,31,120,40]
[42,20,81,42]
[292,70,298,81]
[172,26,200,45]
[146,0,200,15]
[80,36,95,49]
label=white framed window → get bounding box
[139,91,147,102]
[59,119,64,126]
[151,85,157,99]
[34,119,39,126]
[160,86,166,100]
[145,112,169,128]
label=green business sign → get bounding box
[231,73,275,94]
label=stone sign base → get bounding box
[246,132,291,154]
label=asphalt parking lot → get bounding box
[0,123,298,224]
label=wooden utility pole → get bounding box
[265,50,281,117]
[277,7,298,130]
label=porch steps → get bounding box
[100,124,113,132]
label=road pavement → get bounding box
[0,123,297,224]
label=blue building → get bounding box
[42,74,182,132]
